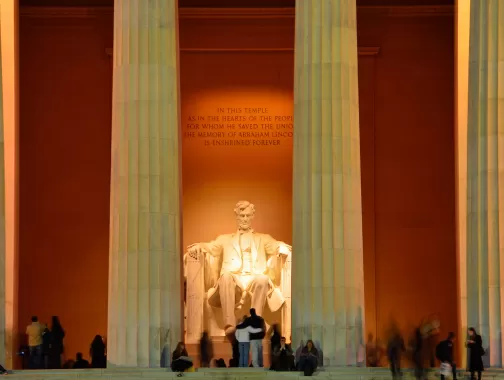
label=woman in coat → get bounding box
[466,327,484,380]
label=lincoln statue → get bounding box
[186,200,292,335]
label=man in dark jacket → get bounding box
[436,332,457,380]
[246,308,265,367]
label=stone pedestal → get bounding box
[457,0,504,367]
[107,0,182,367]
[292,0,365,366]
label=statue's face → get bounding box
[236,206,254,231]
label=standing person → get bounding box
[466,328,484,380]
[436,332,457,380]
[42,325,52,369]
[246,308,265,367]
[199,331,213,368]
[90,335,106,368]
[49,316,65,368]
[235,315,263,367]
[26,316,44,369]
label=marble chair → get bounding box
[184,253,292,344]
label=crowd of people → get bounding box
[16,312,488,379]
[171,308,320,376]
[24,316,106,370]
[379,318,486,380]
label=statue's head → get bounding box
[234,200,255,231]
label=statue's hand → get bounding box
[187,243,203,260]
[278,242,292,256]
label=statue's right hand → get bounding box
[186,243,203,260]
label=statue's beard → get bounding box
[238,224,251,232]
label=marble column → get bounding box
[292,0,365,366]
[107,0,182,367]
[0,0,19,368]
[457,0,504,367]
[0,9,6,366]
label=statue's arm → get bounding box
[185,236,223,260]
[200,237,224,258]
[263,234,291,256]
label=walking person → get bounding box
[466,328,484,380]
[246,308,265,367]
[412,327,426,380]
[387,329,405,380]
[235,315,263,367]
[436,332,457,380]
[199,331,213,368]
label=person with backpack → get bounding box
[436,332,457,380]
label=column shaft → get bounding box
[0,0,19,368]
[107,0,182,367]
[464,0,504,367]
[292,0,365,366]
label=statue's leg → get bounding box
[219,273,239,330]
[249,274,269,316]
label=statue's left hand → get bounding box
[278,243,292,256]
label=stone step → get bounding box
[4,368,504,380]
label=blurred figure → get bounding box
[49,316,65,368]
[226,333,240,367]
[272,336,294,371]
[62,359,75,369]
[199,331,213,368]
[466,328,484,380]
[90,335,106,368]
[297,340,318,376]
[26,316,44,369]
[387,327,405,380]
[422,315,441,367]
[366,333,381,367]
[270,324,281,367]
[72,352,90,369]
[412,327,426,380]
[436,332,457,380]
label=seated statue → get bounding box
[186,200,292,335]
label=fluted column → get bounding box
[292,0,365,366]
[0,10,6,366]
[456,0,504,367]
[107,0,182,367]
[0,0,19,368]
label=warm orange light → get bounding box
[0,0,19,368]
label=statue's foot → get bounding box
[225,325,236,335]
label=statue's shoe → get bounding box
[225,325,236,335]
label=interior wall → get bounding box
[357,8,457,347]
[179,16,295,284]
[19,11,112,362]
